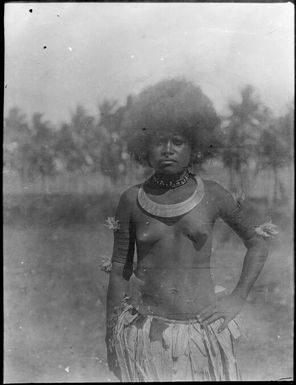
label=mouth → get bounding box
[160,159,176,164]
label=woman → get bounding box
[105,80,269,381]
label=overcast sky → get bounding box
[4,2,294,125]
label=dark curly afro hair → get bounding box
[121,78,221,166]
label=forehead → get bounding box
[152,129,187,139]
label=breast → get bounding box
[179,213,212,250]
[136,221,165,244]
[135,203,213,250]
[182,229,209,250]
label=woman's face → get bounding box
[148,131,191,175]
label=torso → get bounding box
[127,177,220,320]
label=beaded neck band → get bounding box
[146,168,193,189]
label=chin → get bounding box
[162,169,180,175]
[157,166,184,175]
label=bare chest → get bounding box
[133,198,216,249]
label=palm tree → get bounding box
[222,85,269,192]
[98,98,132,181]
[30,113,57,179]
[54,105,99,173]
[258,103,294,203]
[4,107,33,181]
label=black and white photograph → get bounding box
[4,2,294,382]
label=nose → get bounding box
[162,140,174,155]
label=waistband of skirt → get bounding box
[120,295,241,339]
[122,295,200,324]
[149,314,200,324]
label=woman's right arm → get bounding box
[106,189,136,326]
[106,262,129,323]
[105,190,136,378]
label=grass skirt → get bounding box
[109,298,241,382]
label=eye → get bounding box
[172,137,185,146]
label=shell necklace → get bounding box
[146,168,192,189]
[138,176,204,218]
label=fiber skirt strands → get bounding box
[111,300,241,382]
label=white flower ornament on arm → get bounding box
[104,217,120,231]
[254,220,279,238]
[100,217,120,274]
[100,256,112,273]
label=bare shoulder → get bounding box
[118,183,141,207]
[201,178,229,198]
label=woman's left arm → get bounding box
[231,235,269,300]
[198,181,269,331]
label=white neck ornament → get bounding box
[137,176,204,218]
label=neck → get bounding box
[147,168,194,190]
[154,169,187,181]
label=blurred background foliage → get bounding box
[3,79,294,224]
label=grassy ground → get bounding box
[4,192,293,382]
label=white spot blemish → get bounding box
[214,285,226,294]
[65,366,70,373]
[68,47,72,52]
[21,261,24,265]
[130,55,135,59]
[160,57,165,61]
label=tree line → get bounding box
[4,80,293,203]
